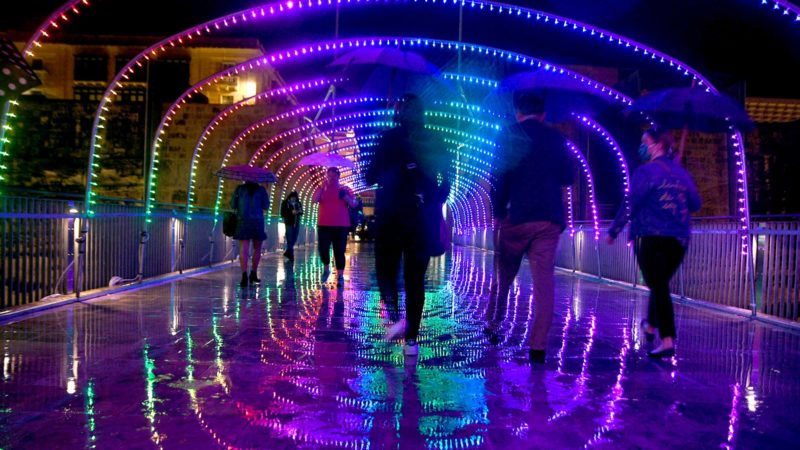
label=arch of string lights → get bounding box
[194,64,630,235]
[5,0,758,254]
[154,36,631,223]
[173,37,633,238]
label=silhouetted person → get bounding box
[487,92,573,365]
[230,181,270,288]
[280,191,303,260]
[365,94,451,357]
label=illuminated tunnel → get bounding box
[1,0,766,258]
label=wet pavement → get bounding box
[1,243,799,449]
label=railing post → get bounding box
[571,232,577,274]
[208,231,215,267]
[74,221,88,298]
[66,214,76,293]
[594,235,602,279]
[679,264,686,298]
[137,230,149,282]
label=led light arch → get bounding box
[0,0,92,185]
[195,103,392,216]
[155,35,634,219]
[21,1,745,233]
[572,114,631,216]
[175,77,340,214]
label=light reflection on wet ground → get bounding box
[1,244,799,449]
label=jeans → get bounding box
[285,224,300,254]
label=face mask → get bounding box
[638,143,653,162]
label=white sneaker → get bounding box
[403,340,419,356]
[384,319,406,341]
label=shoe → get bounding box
[384,319,407,341]
[529,349,545,364]
[404,340,419,356]
[321,267,330,283]
[641,320,655,343]
[240,272,248,288]
[648,346,675,359]
[483,327,502,345]
[249,271,260,284]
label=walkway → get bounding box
[1,244,798,449]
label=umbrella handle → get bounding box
[677,125,688,165]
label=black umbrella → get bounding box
[0,38,42,101]
[487,70,615,123]
[628,87,754,161]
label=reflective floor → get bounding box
[2,244,799,449]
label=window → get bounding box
[74,85,105,102]
[74,55,108,82]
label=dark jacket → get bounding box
[280,198,303,227]
[609,156,702,245]
[492,119,573,229]
[230,182,269,222]
[366,126,451,221]
[365,125,451,252]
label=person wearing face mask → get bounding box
[607,127,702,358]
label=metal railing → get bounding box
[1,196,313,309]
[454,219,800,322]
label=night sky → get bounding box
[2,0,799,98]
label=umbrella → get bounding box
[298,152,354,169]
[327,47,450,100]
[628,87,754,133]
[487,70,614,122]
[0,38,42,101]
[628,87,754,161]
[215,165,278,183]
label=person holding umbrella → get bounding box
[280,191,303,261]
[230,180,270,288]
[607,127,702,358]
[366,93,452,357]
[312,166,358,284]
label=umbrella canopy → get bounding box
[298,153,355,169]
[0,38,42,101]
[215,165,278,183]
[628,87,754,133]
[328,47,451,100]
[487,70,615,122]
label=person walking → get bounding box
[366,93,452,357]
[280,191,303,261]
[230,181,270,288]
[486,92,574,365]
[607,127,702,358]
[312,167,357,284]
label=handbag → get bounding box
[222,211,237,237]
[429,207,451,257]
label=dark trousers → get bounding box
[375,220,430,341]
[317,226,349,270]
[636,236,687,339]
[285,224,300,254]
